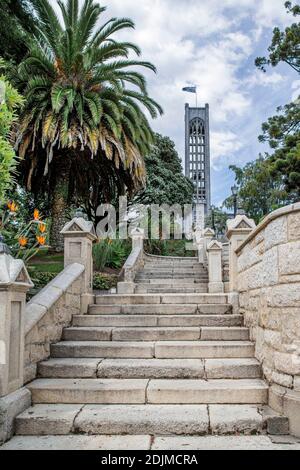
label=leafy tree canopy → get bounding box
[135,133,194,206]
[255,1,300,73]
[259,100,300,149]
[0,0,37,63]
[0,60,23,204]
[223,157,290,224]
[259,101,300,197]
[15,0,163,249]
[205,208,229,238]
[255,1,300,201]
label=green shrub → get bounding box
[93,239,129,271]
[93,273,118,291]
[145,239,195,257]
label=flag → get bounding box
[182,86,197,94]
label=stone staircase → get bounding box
[12,256,276,439]
[135,256,209,293]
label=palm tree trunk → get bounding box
[49,158,71,252]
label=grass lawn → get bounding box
[29,250,64,274]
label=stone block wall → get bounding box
[24,263,86,383]
[236,203,300,435]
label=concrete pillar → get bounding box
[203,228,215,264]
[61,217,97,313]
[207,240,224,294]
[193,228,204,263]
[226,215,256,292]
[0,252,33,397]
[131,227,145,251]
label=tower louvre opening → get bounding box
[185,103,211,215]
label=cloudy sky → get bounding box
[98,1,297,205]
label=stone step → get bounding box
[142,261,206,266]
[139,279,208,284]
[95,294,229,305]
[147,379,268,404]
[51,341,155,359]
[144,258,204,263]
[27,378,268,405]
[15,404,266,436]
[93,294,232,315]
[38,358,261,380]
[137,269,207,278]
[27,379,149,404]
[135,287,208,294]
[201,327,249,341]
[89,303,232,316]
[140,263,207,267]
[63,327,249,342]
[73,314,243,328]
[97,358,261,379]
[5,435,300,451]
[155,341,254,358]
[38,359,101,378]
[51,341,254,359]
[135,274,208,280]
[142,263,206,268]
[73,404,265,436]
[62,327,112,342]
[64,327,200,342]
[1,435,152,450]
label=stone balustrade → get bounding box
[0,216,96,444]
[24,263,85,383]
[118,228,145,294]
[233,202,300,437]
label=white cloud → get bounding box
[211,131,244,169]
[98,1,289,141]
[292,80,300,101]
[245,70,285,87]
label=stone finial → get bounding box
[201,228,215,265]
[226,214,256,238]
[61,217,97,240]
[226,214,256,292]
[203,228,215,239]
[0,252,33,397]
[206,240,224,293]
[0,253,33,287]
[207,240,223,251]
[130,227,145,251]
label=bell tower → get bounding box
[185,103,211,215]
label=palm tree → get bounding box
[16,0,163,250]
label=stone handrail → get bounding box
[117,228,145,294]
[24,263,85,383]
[120,246,144,283]
[234,202,300,437]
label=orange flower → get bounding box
[33,209,40,221]
[38,222,46,233]
[7,201,17,212]
[36,235,46,246]
[19,237,28,248]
